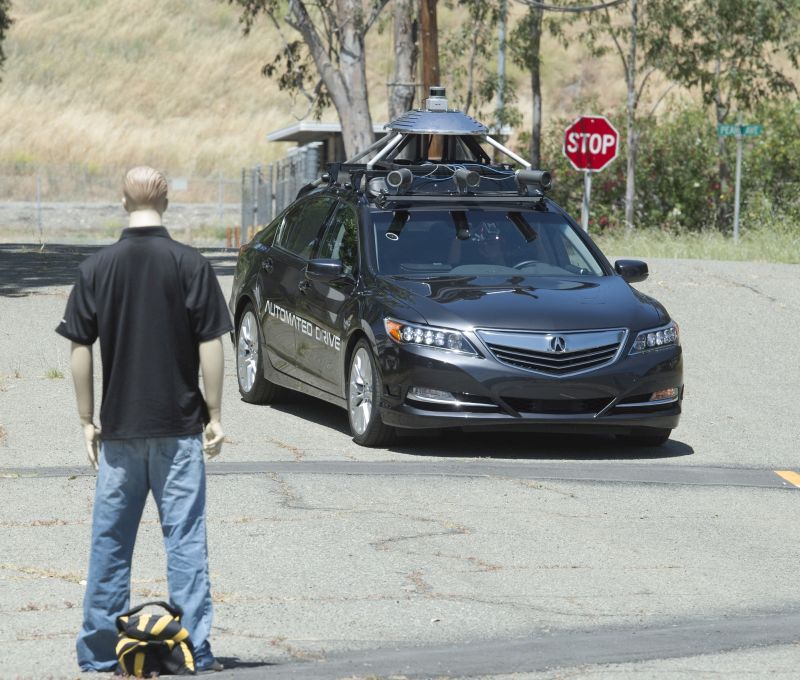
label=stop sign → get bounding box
[563,115,620,172]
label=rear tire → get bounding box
[236,303,281,404]
[617,428,671,447]
[347,339,395,447]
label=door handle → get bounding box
[298,280,311,293]
[261,258,274,273]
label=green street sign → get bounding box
[718,123,762,137]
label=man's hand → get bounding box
[82,423,101,471]
[199,337,225,460]
[203,421,224,459]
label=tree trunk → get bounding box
[465,16,482,115]
[289,0,375,158]
[389,0,417,121]
[624,0,638,232]
[528,6,544,168]
[713,52,731,230]
[337,20,375,158]
[495,0,508,129]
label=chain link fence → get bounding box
[0,144,326,246]
[0,164,240,245]
[240,143,323,244]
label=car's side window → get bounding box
[276,197,336,259]
[317,204,359,276]
[255,210,285,247]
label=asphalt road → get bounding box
[0,245,798,678]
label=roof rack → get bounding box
[308,88,552,207]
[374,193,545,208]
[322,161,550,206]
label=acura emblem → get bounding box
[548,335,567,353]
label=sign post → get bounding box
[718,122,762,242]
[563,115,619,231]
[581,171,592,231]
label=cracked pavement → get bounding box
[1,253,799,677]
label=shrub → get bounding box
[536,100,800,237]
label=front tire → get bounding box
[347,340,395,447]
[236,303,281,404]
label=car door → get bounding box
[294,201,360,396]
[260,195,337,380]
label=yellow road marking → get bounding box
[775,471,800,488]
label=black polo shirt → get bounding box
[56,227,233,440]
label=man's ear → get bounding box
[121,196,129,212]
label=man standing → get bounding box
[57,166,232,672]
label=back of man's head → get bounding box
[123,166,168,213]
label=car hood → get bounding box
[378,274,668,331]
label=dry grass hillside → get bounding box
[0,0,653,177]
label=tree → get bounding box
[440,1,497,115]
[388,0,418,120]
[571,0,673,231]
[646,0,800,229]
[509,1,629,172]
[509,5,545,167]
[0,1,12,78]
[228,1,391,157]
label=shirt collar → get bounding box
[120,226,171,240]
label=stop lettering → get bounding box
[563,116,620,172]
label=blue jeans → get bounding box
[76,435,215,671]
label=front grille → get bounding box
[488,342,619,374]
[503,396,612,415]
[477,328,626,377]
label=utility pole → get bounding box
[419,0,440,95]
[419,0,442,158]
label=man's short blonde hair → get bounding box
[123,166,168,212]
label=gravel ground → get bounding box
[0,246,798,678]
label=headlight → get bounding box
[384,318,478,355]
[630,321,679,354]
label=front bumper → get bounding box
[377,340,683,435]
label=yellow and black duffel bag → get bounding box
[115,601,196,676]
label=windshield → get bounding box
[370,208,606,277]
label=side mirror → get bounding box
[614,259,649,283]
[305,258,344,282]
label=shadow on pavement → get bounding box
[254,391,693,461]
[260,391,352,436]
[0,243,238,297]
[0,244,98,296]
[215,657,277,672]
[391,431,694,461]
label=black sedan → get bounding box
[228,176,683,448]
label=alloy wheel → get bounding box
[348,347,374,435]
[237,310,259,393]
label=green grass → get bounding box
[45,368,64,379]
[595,222,800,264]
